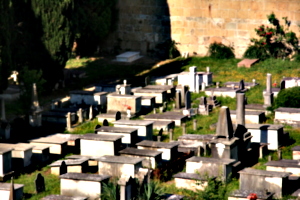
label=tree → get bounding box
[0,0,17,94]
[73,0,116,57]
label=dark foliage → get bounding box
[207,42,235,59]
[275,87,300,109]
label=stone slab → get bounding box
[119,147,162,157]
[60,172,110,182]
[136,140,178,149]
[96,155,144,164]
[79,133,123,141]
[42,195,88,200]
[237,59,259,68]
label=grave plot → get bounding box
[133,88,167,105]
[60,173,110,199]
[69,90,108,106]
[230,110,266,124]
[274,107,300,127]
[97,111,122,123]
[0,143,34,169]
[18,142,50,164]
[95,126,138,147]
[224,80,259,89]
[265,159,300,176]
[115,51,142,62]
[0,182,24,200]
[177,134,214,155]
[29,136,69,155]
[281,77,300,89]
[107,93,142,116]
[0,148,13,181]
[79,133,123,157]
[136,140,179,161]
[49,159,89,175]
[113,120,154,141]
[228,190,274,200]
[173,172,211,191]
[143,112,188,126]
[119,147,163,169]
[96,155,144,177]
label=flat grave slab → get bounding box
[153,120,175,133]
[133,88,167,104]
[144,85,175,95]
[173,172,211,191]
[136,140,179,161]
[205,88,241,98]
[230,110,266,124]
[229,190,274,200]
[29,136,68,155]
[237,58,259,68]
[246,124,284,150]
[224,81,259,89]
[0,182,24,200]
[66,155,102,167]
[60,173,111,200]
[0,143,34,168]
[96,155,144,177]
[79,133,123,157]
[115,51,142,62]
[113,120,154,140]
[143,112,187,126]
[96,126,138,146]
[119,147,162,168]
[42,195,88,200]
[265,159,300,176]
[49,158,89,175]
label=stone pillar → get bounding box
[157,136,161,142]
[169,129,173,142]
[78,108,83,123]
[236,93,245,126]
[193,119,197,130]
[189,66,197,92]
[66,112,72,131]
[89,106,93,120]
[1,98,5,121]
[264,73,274,108]
[175,91,181,109]
[201,82,206,91]
[195,75,200,93]
[182,123,186,135]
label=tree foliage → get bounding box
[275,87,300,109]
[244,13,299,60]
[207,42,235,59]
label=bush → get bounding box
[275,87,300,108]
[244,13,299,60]
[207,42,235,59]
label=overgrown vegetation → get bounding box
[207,42,235,59]
[274,87,300,109]
[244,13,299,60]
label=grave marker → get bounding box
[116,111,121,121]
[103,119,109,126]
[60,161,67,175]
[175,91,181,109]
[185,91,191,109]
[35,173,45,193]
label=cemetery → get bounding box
[2,3,300,200]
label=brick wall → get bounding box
[101,0,300,58]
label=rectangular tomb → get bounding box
[29,136,68,155]
[231,110,266,124]
[133,89,167,104]
[143,112,187,126]
[0,143,33,168]
[96,155,144,177]
[69,90,108,106]
[265,159,300,176]
[274,107,300,126]
[60,173,110,200]
[173,172,212,191]
[0,148,13,178]
[0,182,24,200]
[49,159,89,175]
[116,51,141,62]
[107,94,142,115]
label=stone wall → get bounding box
[100,0,300,58]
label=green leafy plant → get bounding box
[274,86,300,109]
[207,42,235,59]
[244,13,299,60]
[101,180,120,200]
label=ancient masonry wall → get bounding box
[100,0,300,58]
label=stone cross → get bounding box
[60,161,67,175]
[266,73,272,94]
[35,173,45,193]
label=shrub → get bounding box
[275,87,300,109]
[244,13,299,60]
[207,42,235,59]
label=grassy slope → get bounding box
[13,56,300,199]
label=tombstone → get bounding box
[116,111,121,121]
[145,76,150,86]
[35,173,45,193]
[60,161,67,175]
[159,106,164,113]
[163,102,167,112]
[216,106,234,139]
[195,75,200,93]
[193,119,197,131]
[236,93,245,126]
[280,80,285,90]
[89,106,93,120]
[239,80,245,90]
[158,128,163,136]
[94,124,101,132]
[157,136,161,142]
[103,119,109,126]
[181,86,188,107]
[78,108,83,123]
[169,129,173,142]
[185,91,191,109]
[182,123,186,135]
[198,96,208,115]
[66,112,72,131]
[201,82,206,91]
[175,91,181,109]
[189,67,197,92]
